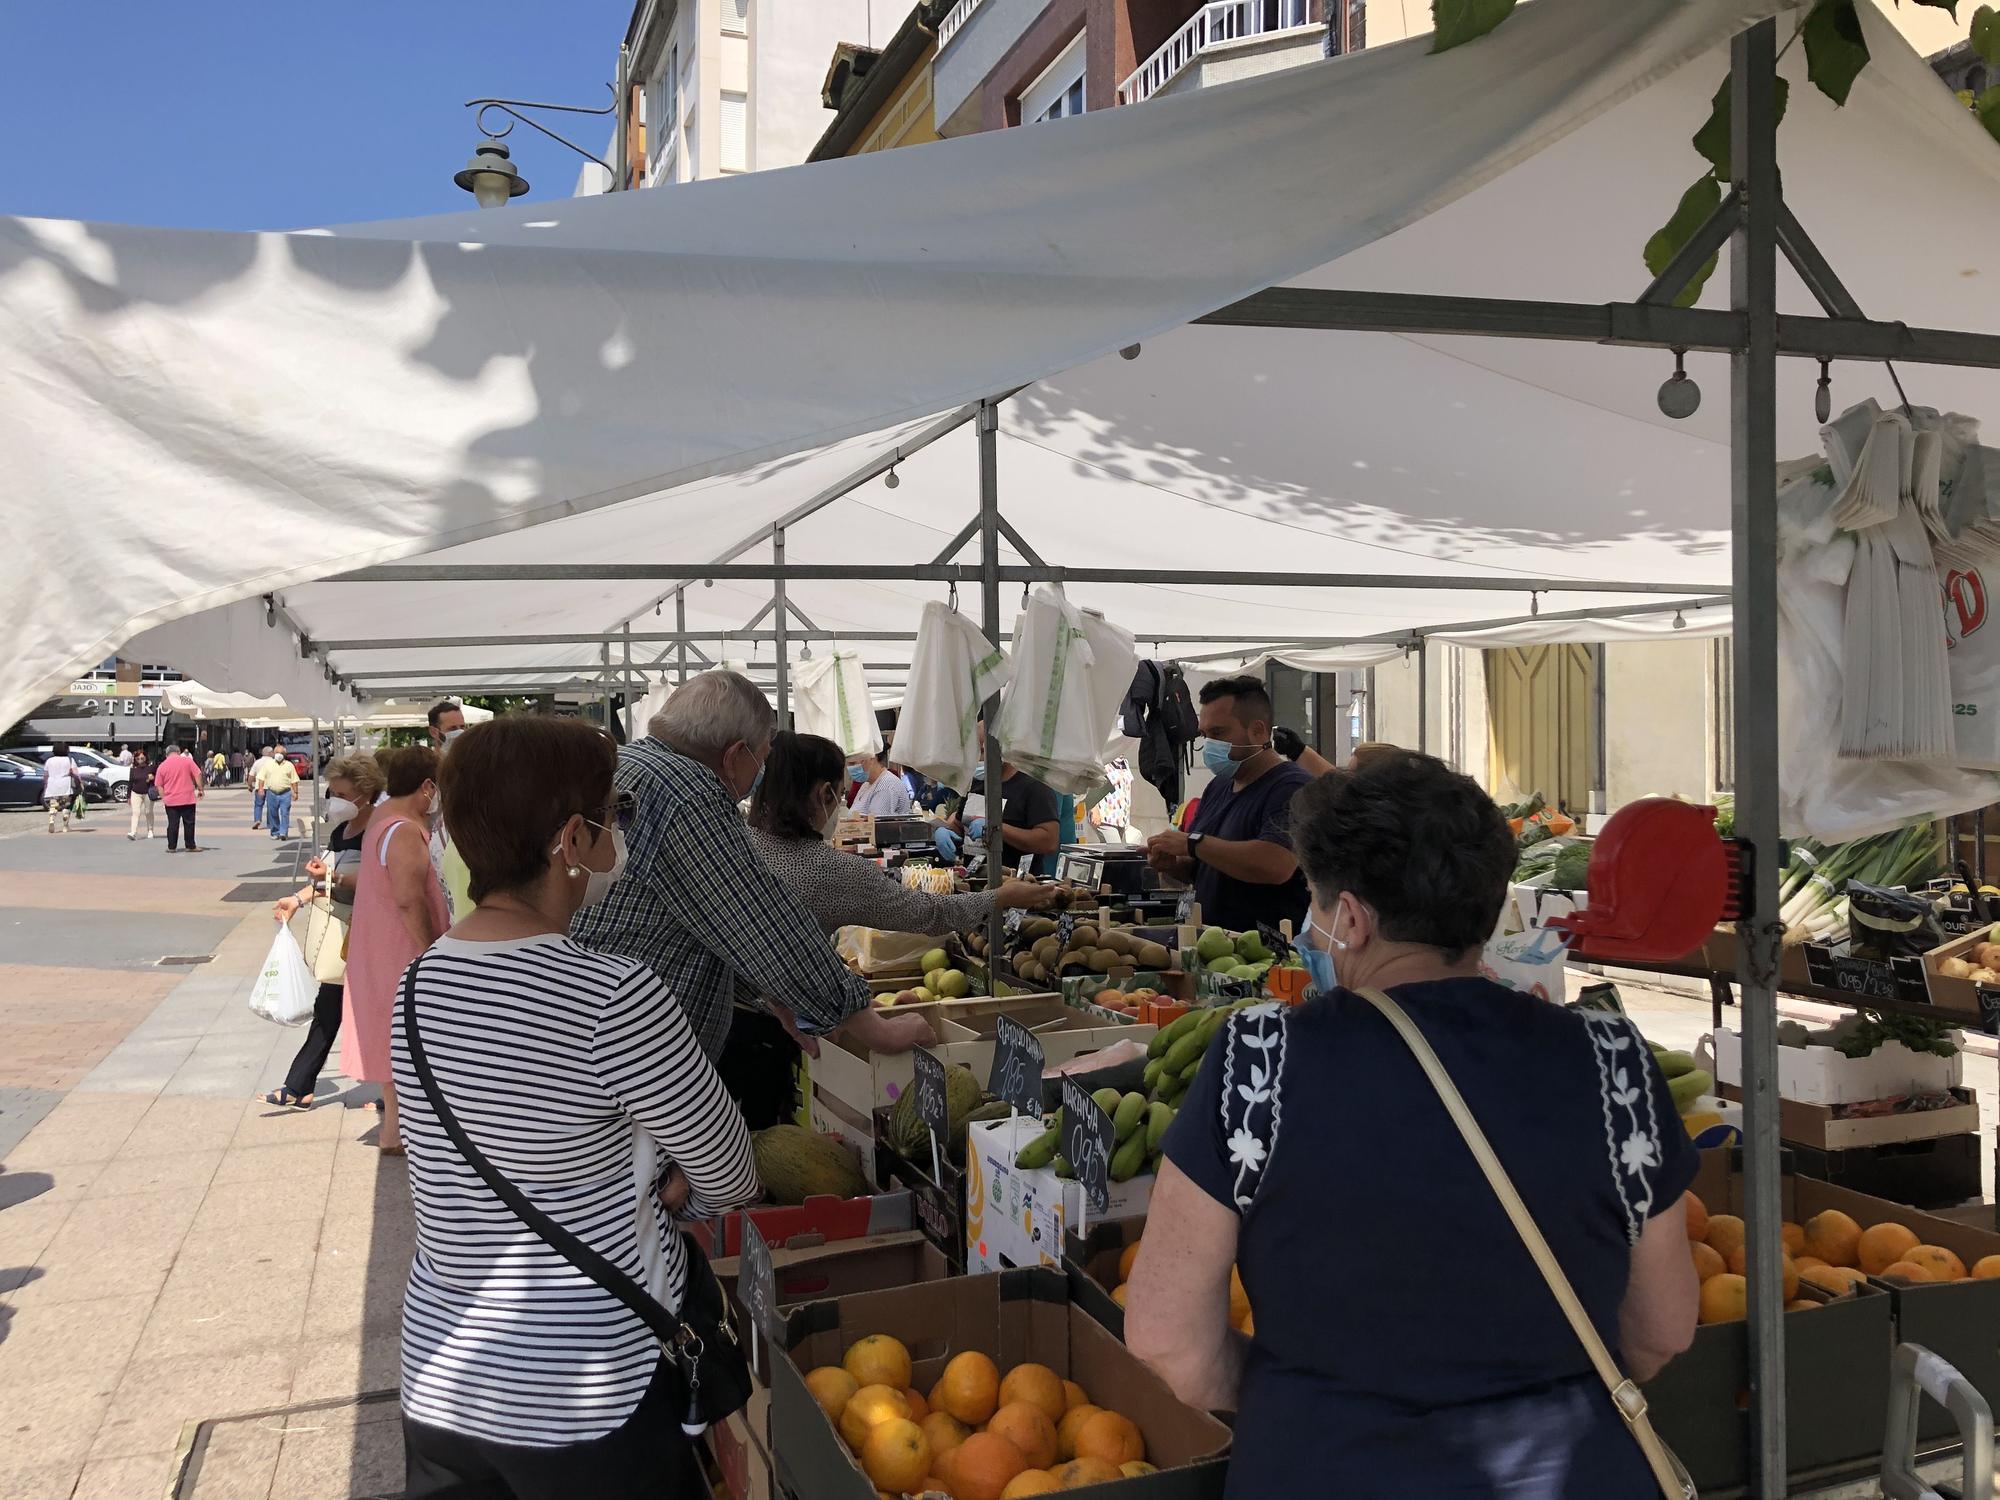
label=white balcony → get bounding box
[1120,1,1318,106]
[938,0,985,49]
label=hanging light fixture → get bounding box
[1657,348,1700,419]
[454,138,529,207]
[884,465,900,489]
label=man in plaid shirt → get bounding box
[572,671,930,1118]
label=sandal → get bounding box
[259,1088,311,1111]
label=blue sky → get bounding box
[1,2,634,231]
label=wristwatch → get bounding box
[1187,832,1206,861]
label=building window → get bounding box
[1330,0,1365,55]
[722,0,748,35]
[1021,30,1087,123]
[646,43,680,179]
[720,90,748,172]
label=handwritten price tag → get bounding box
[990,1013,1045,1117]
[739,1214,776,1382]
[911,1046,950,1176]
[1059,1075,1113,1218]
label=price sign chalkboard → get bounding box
[738,1213,776,1381]
[1004,906,1026,940]
[1059,1075,1113,1218]
[911,1046,950,1171]
[1054,911,1078,953]
[989,1013,1045,1117]
[1977,984,2000,1037]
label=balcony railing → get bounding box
[938,0,985,50]
[1119,0,1314,105]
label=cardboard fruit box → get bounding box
[1921,926,2000,1020]
[691,1190,915,1259]
[1714,1083,1980,1151]
[964,1116,1154,1275]
[1710,1025,1962,1106]
[768,1268,1232,1500]
[1064,1218,1147,1341]
[1642,1152,1894,1492]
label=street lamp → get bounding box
[454,138,529,208]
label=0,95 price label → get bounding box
[911,1046,950,1164]
[738,1214,775,1382]
[989,1013,1045,1117]
[1059,1075,1113,1216]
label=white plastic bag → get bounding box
[793,652,883,757]
[997,586,1137,794]
[1479,926,1569,1006]
[893,602,1012,791]
[248,927,317,1027]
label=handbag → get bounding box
[400,961,752,1434]
[301,896,347,984]
[1354,987,1697,1500]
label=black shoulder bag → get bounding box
[400,961,752,1435]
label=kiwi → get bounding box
[1098,930,1133,956]
[1133,941,1172,969]
[1070,925,1100,949]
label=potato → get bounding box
[1940,956,1974,979]
[1974,943,2000,970]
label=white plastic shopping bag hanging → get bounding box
[893,602,1012,790]
[248,927,318,1027]
[793,652,883,758]
[997,586,1137,794]
[1479,926,1570,1006]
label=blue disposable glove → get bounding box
[967,817,989,842]
[932,826,961,861]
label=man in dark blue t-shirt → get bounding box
[1145,675,1313,932]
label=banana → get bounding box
[1654,1049,1699,1080]
[1148,1010,1199,1059]
[1110,1130,1149,1182]
[1162,1027,1207,1077]
[1141,1057,1167,1092]
[1052,1154,1072,1178]
[1145,1101,1175,1151]
[1113,1092,1146,1141]
[1092,1086,1123,1117]
[1180,1055,1203,1084]
[1667,1068,1712,1112]
[1015,1126,1060,1170]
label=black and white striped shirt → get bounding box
[391,933,760,1447]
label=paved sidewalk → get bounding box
[0,803,411,1499]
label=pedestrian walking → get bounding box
[155,743,205,852]
[230,748,246,788]
[262,748,301,839]
[41,742,79,833]
[250,745,275,828]
[211,749,227,789]
[115,744,133,768]
[127,748,158,840]
[259,754,381,1109]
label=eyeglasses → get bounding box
[584,789,637,834]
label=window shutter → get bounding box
[722,0,748,35]
[720,90,748,172]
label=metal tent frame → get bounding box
[233,23,2000,1490]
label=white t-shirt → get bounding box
[43,757,76,799]
[851,770,913,816]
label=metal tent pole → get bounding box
[978,400,1005,962]
[309,716,322,842]
[676,591,689,686]
[600,643,613,736]
[1590,643,1609,818]
[774,530,790,726]
[622,621,636,733]
[1731,21,1786,1494]
[1415,643,1428,755]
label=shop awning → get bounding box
[5,0,1997,720]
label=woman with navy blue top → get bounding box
[1127,752,1699,1499]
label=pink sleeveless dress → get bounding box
[341,815,448,1083]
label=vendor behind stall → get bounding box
[750,732,1055,935]
[1145,676,1313,932]
[942,723,1063,877]
[847,749,913,816]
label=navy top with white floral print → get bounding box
[1161,979,1698,1499]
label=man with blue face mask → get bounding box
[1145,675,1313,933]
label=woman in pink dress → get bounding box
[342,746,449,1154]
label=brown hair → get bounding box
[384,745,440,798]
[323,752,385,803]
[1350,741,1401,771]
[439,716,617,903]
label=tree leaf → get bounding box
[1909,0,1959,14]
[1973,4,2000,67]
[1977,83,2000,142]
[1643,175,1724,310]
[1804,0,1871,106]
[1692,73,1791,182]
[1431,0,1517,54]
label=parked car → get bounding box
[0,754,48,809]
[5,746,119,801]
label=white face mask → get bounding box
[324,796,360,826]
[441,727,464,750]
[821,794,845,844]
[580,826,628,907]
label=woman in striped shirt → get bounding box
[392,714,759,1498]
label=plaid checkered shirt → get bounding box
[569,737,871,1059]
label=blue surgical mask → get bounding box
[847,765,866,784]
[1201,738,1244,778]
[1298,916,1338,997]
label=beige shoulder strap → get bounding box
[1355,987,1695,1500]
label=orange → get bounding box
[862,1418,933,1496]
[930,1379,946,1412]
[1904,1245,1967,1282]
[1055,1406,1104,1461]
[1973,1255,2000,1279]
[1227,1266,1251,1328]
[1061,1380,1090,1413]
[1781,1222,1806,1256]
[999,1474,1061,1499]
[937,1352,1002,1427]
[846,1335,916,1392]
[841,1385,915,1452]
[946,1432,1029,1500]
[1794,1256,1828,1274]
[1879,1259,1936,1284]
[1800,1265,1867,1297]
[1048,1457,1123,1489]
[998,1364,1067,1425]
[1719,1247,1799,1300]
[1704,1214,1746,1260]
[1120,1463,1158,1478]
[1858,1223,1920,1276]
[1683,1192,1709,1244]
[1690,1243,1725,1282]
[1117,1241,1142,1282]
[1803,1210,1862,1269]
[807,1365,861,1424]
[923,1412,972,1464]
[1071,1410,1145,1466]
[1110,1285,1128,1307]
[905,1387,931,1422]
[1237,1306,1255,1338]
[987,1403,1058,1469]
[1698,1273,1747,1324]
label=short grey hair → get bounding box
[649,670,775,757]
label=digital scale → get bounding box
[1054,845,1159,899]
